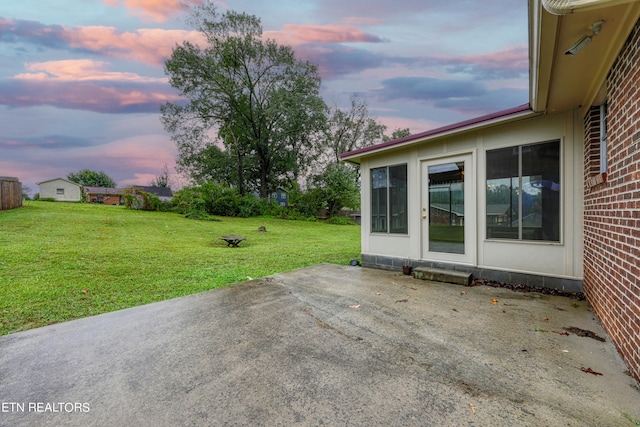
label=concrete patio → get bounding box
[1,264,638,426]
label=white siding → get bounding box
[359,110,584,280]
[38,179,82,202]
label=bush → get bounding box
[288,187,323,218]
[170,182,326,221]
[123,187,162,211]
[326,216,356,225]
[238,194,264,217]
[171,186,215,220]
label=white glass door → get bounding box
[421,154,475,264]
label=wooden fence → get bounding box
[0,177,23,210]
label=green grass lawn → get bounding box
[0,201,361,335]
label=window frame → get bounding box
[485,139,561,243]
[599,102,608,175]
[370,164,408,235]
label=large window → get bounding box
[371,164,407,233]
[486,140,560,242]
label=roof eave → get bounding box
[340,104,536,163]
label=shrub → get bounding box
[171,186,215,220]
[326,216,356,225]
[237,194,263,217]
[123,187,158,211]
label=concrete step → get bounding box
[413,267,471,286]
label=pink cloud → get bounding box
[6,59,179,113]
[265,24,383,46]
[1,79,181,113]
[0,19,205,66]
[16,60,166,83]
[103,0,204,23]
[65,26,205,65]
[446,45,528,78]
[75,135,178,182]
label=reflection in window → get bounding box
[486,140,560,242]
[429,162,465,254]
[371,165,407,234]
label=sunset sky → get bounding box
[1,0,529,194]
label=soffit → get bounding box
[532,0,640,114]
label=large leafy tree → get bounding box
[320,94,387,167]
[67,169,116,187]
[309,162,360,218]
[161,3,326,198]
[383,127,411,142]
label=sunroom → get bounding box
[341,105,584,291]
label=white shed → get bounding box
[37,178,83,202]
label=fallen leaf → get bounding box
[460,291,467,295]
[411,287,417,290]
[544,317,549,322]
[469,403,476,414]
[534,328,548,333]
[395,299,408,303]
[349,304,361,309]
[491,298,498,305]
[375,292,381,296]
[452,308,458,312]
[81,289,89,294]
[391,281,397,286]
[580,367,603,376]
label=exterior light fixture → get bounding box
[565,20,604,56]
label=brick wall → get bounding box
[583,18,640,381]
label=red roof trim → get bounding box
[341,103,533,160]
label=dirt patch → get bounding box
[470,279,585,301]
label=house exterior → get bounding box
[269,188,289,207]
[342,0,640,380]
[134,186,173,202]
[37,178,82,202]
[84,187,125,205]
[83,186,173,204]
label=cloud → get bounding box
[443,45,528,80]
[295,44,387,78]
[265,24,384,46]
[434,87,528,115]
[370,76,527,117]
[0,59,180,113]
[103,0,204,22]
[0,135,94,150]
[15,60,167,83]
[72,134,178,185]
[0,79,180,113]
[375,76,486,101]
[0,18,204,65]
